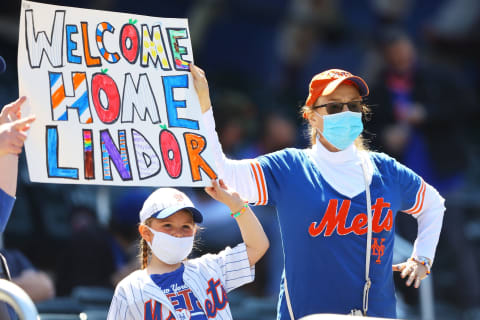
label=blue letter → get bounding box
[46,126,78,179]
[66,25,81,64]
[162,75,199,130]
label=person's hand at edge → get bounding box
[190,64,212,114]
[0,116,36,156]
[0,97,36,156]
[0,96,26,124]
[393,258,430,288]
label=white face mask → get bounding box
[146,227,194,265]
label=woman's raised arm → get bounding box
[191,65,264,204]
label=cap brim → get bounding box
[322,76,369,97]
[151,205,203,223]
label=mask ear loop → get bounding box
[306,108,331,143]
[145,226,157,248]
[312,110,326,141]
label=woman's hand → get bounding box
[190,64,212,114]
[393,259,430,288]
[205,179,245,212]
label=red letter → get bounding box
[308,199,351,237]
[372,198,393,233]
[350,213,368,235]
[91,73,120,124]
[120,23,139,64]
[160,128,182,178]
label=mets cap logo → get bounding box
[174,193,185,203]
[324,69,352,79]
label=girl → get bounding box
[190,64,445,318]
[107,179,269,320]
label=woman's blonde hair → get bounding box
[300,104,371,151]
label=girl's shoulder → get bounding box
[186,243,248,269]
[115,269,151,292]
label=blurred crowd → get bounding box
[1,0,479,319]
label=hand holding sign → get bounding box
[0,97,36,156]
[190,64,212,114]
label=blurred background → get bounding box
[1,0,479,319]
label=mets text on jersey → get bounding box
[144,278,228,319]
[308,197,393,237]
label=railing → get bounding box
[0,279,39,320]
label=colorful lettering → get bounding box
[120,23,140,63]
[25,9,65,68]
[166,28,190,70]
[121,73,160,123]
[46,126,78,179]
[184,133,217,181]
[100,129,132,181]
[66,24,81,64]
[141,24,171,70]
[96,22,120,63]
[159,128,182,179]
[49,71,92,123]
[162,75,199,130]
[83,129,95,179]
[91,72,120,124]
[132,129,160,179]
[81,22,102,67]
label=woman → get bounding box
[191,65,445,319]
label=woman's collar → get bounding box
[311,135,359,164]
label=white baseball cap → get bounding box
[139,188,203,224]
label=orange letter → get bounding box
[81,22,101,67]
[183,133,217,181]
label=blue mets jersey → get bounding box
[151,265,208,320]
[252,148,424,318]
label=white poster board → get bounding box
[18,0,217,186]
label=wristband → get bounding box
[409,256,432,275]
[231,203,248,218]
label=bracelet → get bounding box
[231,203,248,218]
[409,257,431,275]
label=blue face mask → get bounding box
[315,111,363,150]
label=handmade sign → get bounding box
[18,0,217,186]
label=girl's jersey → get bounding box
[150,264,208,320]
[254,149,431,318]
[107,243,254,320]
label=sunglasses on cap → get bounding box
[312,100,364,114]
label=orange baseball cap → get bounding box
[305,69,369,106]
